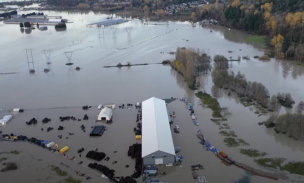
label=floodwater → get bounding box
[1,9,304,183]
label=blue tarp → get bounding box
[41,140,50,146]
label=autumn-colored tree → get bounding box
[271,34,285,58]
[254,10,259,15]
[231,0,240,7]
[249,4,254,10]
[214,2,219,10]
[269,16,277,31]
[285,12,304,27]
[285,13,293,25]
[78,3,89,9]
[262,2,273,13]
[264,12,270,20]
[156,10,167,18]
[143,5,149,12]
[191,12,196,21]
[240,5,245,10]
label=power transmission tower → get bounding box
[111,27,118,39]
[64,51,74,75]
[24,48,35,74]
[42,50,53,75]
[64,51,74,64]
[125,27,132,36]
[42,50,52,64]
[125,27,132,43]
[98,25,105,39]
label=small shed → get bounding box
[97,107,113,122]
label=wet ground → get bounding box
[1,9,304,183]
[0,101,287,183]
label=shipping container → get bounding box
[219,151,228,158]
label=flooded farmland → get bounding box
[1,9,304,183]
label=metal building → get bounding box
[142,97,175,165]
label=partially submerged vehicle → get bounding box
[144,170,157,176]
[191,164,204,170]
[192,171,198,179]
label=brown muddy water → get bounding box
[1,10,304,183]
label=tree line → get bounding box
[211,55,295,110]
[267,110,304,140]
[46,0,85,7]
[197,0,304,62]
[171,47,211,88]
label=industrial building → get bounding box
[142,97,175,165]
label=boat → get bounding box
[193,120,199,126]
[191,114,196,120]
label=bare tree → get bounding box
[295,101,304,113]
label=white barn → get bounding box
[142,97,175,165]
[97,107,113,122]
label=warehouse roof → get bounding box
[86,19,128,28]
[142,97,175,157]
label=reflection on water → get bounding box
[24,28,32,34]
[170,67,195,103]
[207,25,265,50]
[265,128,304,152]
[276,59,304,79]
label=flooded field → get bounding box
[1,10,304,183]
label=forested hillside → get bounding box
[200,0,304,62]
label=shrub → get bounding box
[24,22,31,28]
[259,55,270,61]
[1,162,17,172]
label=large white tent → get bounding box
[97,107,113,121]
[142,97,175,165]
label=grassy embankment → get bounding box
[0,157,8,163]
[0,150,21,154]
[219,131,237,137]
[50,166,81,183]
[239,149,267,157]
[245,35,266,44]
[224,138,249,147]
[254,158,304,175]
[255,158,285,169]
[195,91,222,118]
